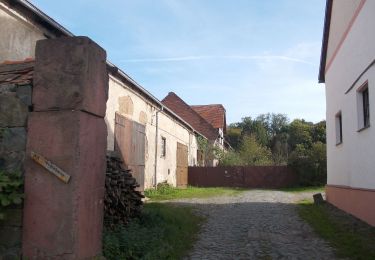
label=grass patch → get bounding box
[103,203,204,260]
[144,184,245,201]
[298,200,375,259]
[280,186,324,193]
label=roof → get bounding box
[318,0,333,83]
[162,92,218,140]
[191,104,226,132]
[0,59,34,86]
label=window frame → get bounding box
[357,81,370,131]
[335,111,343,145]
[161,136,166,158]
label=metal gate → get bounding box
[176,142,188,187]
[114,113,145,191]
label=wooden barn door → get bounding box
[114,113,145,191]
[176,142,188,188]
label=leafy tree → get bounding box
[239,135,273,166]
[219,150,243,166]
[225,127,242,150]
[288,142,326,186]
[312,120,326,144]
[288,119,313,149]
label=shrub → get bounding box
[0,171,24,220]
[103,203,203,259]
[288,142,326,186]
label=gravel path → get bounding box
[172,190,337,260]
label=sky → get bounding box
[32,0,327,124]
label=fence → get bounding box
[188,166,297,188]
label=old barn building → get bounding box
[0,0,224,189]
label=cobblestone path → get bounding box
[174,190,336,260]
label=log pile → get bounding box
[104,152,144,228]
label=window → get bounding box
[363,87,370,127]
[357,82,370,130]
[335,112,343,145]
[161,137,166,158]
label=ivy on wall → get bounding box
[0,172,24,220]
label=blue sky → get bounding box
[32,0,326,124]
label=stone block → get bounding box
[0,127,26,153]
[16,85,32,107]
[33,37,108,117]
[0,151,25,173]
[0,226,21,249]
[0,93,28,127]
[0,208,23,227]
[23,110,107,259]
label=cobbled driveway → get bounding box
[173,190,337,260]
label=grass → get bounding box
[279,185,325,193]
[144,185,245,201]
[103,203,204,260]
[298,200,375,259]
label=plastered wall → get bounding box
[106,76,198,188]
[0,4,45,61]
[325,0,375,190]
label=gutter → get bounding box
[153,107,163,188]
[318,0,333,83]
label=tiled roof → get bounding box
[162,92,218,140]
[191,104,226,131]
[0,59,34,86]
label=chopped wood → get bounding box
[104,152,144,229]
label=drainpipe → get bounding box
[154,106,163,188]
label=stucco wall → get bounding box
[325,0,375,190]
[0,4,45,61]
[0,4,199,189]
[107,76,198,188]
[326,0,362,64]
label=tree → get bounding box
[312,120,326,144]
[226,127,242,150]
[288,119,313,149]
[219,150,243,166]
[288,142,327,186]
[239,135,273,166]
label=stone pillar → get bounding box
[22,36,108,259]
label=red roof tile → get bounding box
[0,59,34,86]
[162,92,218,140]
[191,104,226,132]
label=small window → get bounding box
[363,87,370,127]
[161,137,166,158]
[335,112,343,145]
[357,82,371,130]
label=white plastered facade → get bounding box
[325,0,375,190]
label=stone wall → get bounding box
[0,72,33,258]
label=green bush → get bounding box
[288,142,326,186]
[103,203,203,259]
[0,171,24,220]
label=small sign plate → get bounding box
[31,151,71,183]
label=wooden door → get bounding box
[176,142,188,188]
[114,113,145,191]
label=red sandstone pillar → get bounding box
[22,36,108,259]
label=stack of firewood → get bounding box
[104,152,144,228]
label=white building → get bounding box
[319,0,375,226]
[0,0,211,190]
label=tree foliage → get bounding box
[223,114,327,186]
